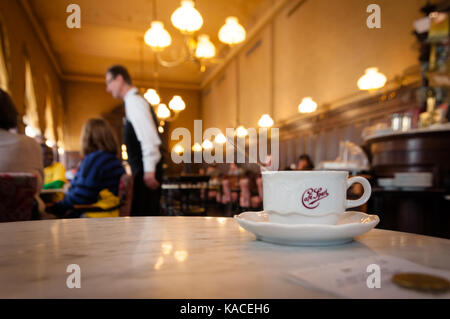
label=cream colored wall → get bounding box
[62,80,120,150]
[202,0,424,130]
[0,0,64,141]
[202,60,238,131]
[239,25,272,129]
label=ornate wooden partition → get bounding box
[276,83,421,169]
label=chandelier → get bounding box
[143,87,186,133]
[144,0,246,72]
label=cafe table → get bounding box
[0,216,449,299]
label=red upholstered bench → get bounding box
[0,173,37,222]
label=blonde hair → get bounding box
[81,118,119,157]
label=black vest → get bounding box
[123,92,164,176]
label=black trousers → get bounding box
[131,161,163,216]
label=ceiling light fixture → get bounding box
[144,0,246,72]
[144,88,161,106]
[156,103,171,119]
[168,95,186,112]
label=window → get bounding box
[44,75,56,146]
[0,16,10,92]
[23,57,41,137]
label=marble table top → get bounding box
[0,216,449,298]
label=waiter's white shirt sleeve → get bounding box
[124,88,161,173]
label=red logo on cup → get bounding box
[301,187,329,209]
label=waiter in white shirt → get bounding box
[105,65,163,216]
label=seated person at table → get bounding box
[239,170,261,210]
[227,163,243,176]
[296,154,314,170]
[65,162,79,182]
[42,144,66,189]
[0,89,43,189]
[47,118,125,218]
[206,162,221,177]
[0,89,49,219]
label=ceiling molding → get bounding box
[200,0,294,89]
[62,73,201,91]
[19,0,63,76]
[20,0,201,91]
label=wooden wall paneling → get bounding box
[305,134,316,164]
[296,135,304,160]
[314,131,326,165]
[278,84,419,141]
[327,128,339,161]
[286,138,295,168]
[279,139,286,170]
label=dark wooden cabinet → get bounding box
[364,129,450,238]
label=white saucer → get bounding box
[234,211,380,246]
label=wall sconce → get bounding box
[357,67,387,90]
[258,114,274,128]
[156,103,171,119]
[202,139,213,150]
[235,125,248,137]
[214,133,227,144]
[173,144,184,155]
[298,97,318,114]
[192,143,203,152]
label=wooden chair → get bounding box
[0,173,37,222]
[118,173,133,217]
[70,174,133,218]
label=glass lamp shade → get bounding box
[25,125,38,138]
[258,114,274,128]
[298,97,318,113]
[202,139,213,150]
[357,67,387,90]
[235,125,248,137]
[218,17,246,45]
[144,21,172,51]
[195,34,216,59]
[144,89,161,106]
[121,144,128,160]
[214,133,227,144]
[171,0,203,34]
[168,95,186,112]
[192,142,202,152]
[173,144,184,155]
[156,103,171,119]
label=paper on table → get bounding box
[288,255,450,299]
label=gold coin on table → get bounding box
[392,273,450,293]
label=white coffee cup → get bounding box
[262,171,371,225]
